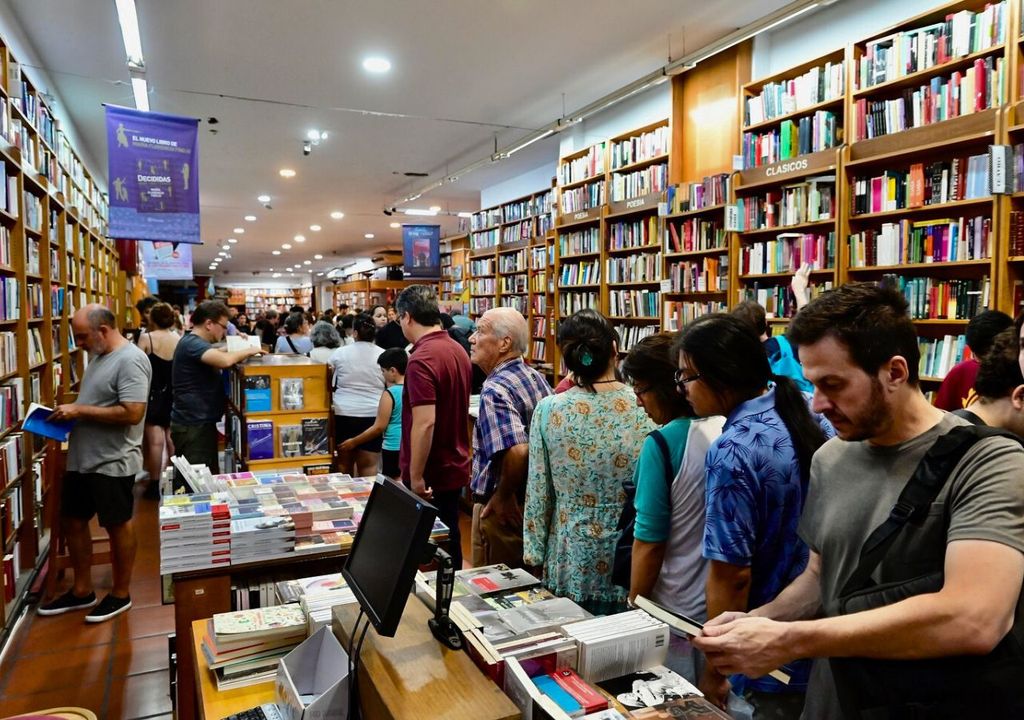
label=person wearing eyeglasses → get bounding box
[170,300,261,491]
[674,313,834,717]
[620,333,725,683]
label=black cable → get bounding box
[346,610,366,720]
[349,619,373,720]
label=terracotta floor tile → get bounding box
[114,601,175,640]
[0,679,107,718]
[110,633,172,677]
[1,642,112,697]
[113,668,173,719]
[129,579,167,609]
[14,611,117,653]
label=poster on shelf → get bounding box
[105,104,201,244]
[140,241,194,280]
[402,225,441,278]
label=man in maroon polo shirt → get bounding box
[396,284,472,568]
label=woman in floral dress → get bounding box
[524,309,655,615]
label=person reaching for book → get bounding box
[338,348,406,481]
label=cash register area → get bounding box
[0,487,474,718]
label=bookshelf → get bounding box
[245,287,312,316]
[439,232,469,306]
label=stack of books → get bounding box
[229,515,295,564]
[275,572,357,632]
[201,604,307,691]
[562,610,670,683]
[158,493,232,574]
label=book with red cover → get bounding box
[550,668,608,714]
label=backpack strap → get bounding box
[840,425,1023,598]
[648,429,675,487]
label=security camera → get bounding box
[303,141,312,156]
[262,202,273,210]
[383,208,393,216]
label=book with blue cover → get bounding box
[246,420,275,460]
[23,402,75,442]
[244,375,271,412]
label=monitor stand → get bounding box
[423,542,463,650]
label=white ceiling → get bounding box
[3,0,796,279]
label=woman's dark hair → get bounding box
[674,313,826,481]
[337,314,354,333]
[557,309,618,392]
[974,328,1024,400]
[284,311,306,335]
[965,310,1013,356]
[378,348,408,375]
[148,302,176,330]
[353,312,377,342]
[622,332,693,419]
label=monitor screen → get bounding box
[342,479,437,637]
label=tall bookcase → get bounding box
[0,33,117,639]
[439,232,469,307]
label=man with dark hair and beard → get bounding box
[692,283,1024,720]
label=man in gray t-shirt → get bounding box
[694,284,1024,719]
[38,305,152,623]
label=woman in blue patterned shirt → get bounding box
[674,313,834,718]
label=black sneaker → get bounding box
[85,594,132,623]
[37,590,98,616]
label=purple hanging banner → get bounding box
[105,104,201,243]
[402,224,441,278]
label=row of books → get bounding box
[501,294,528,314]
[532,316,548,338]
[609,216,658,252]
[610,125,669,170]
[608,290,659,318]
[501,192,554,225]
[0,276,18,320]
[0,431,26,494]
[469,297,494,316]
[245,417,329,461]
[745,60,845,126]
[0,331,15,376]
[848,215,991,267]
[501,274,529,294]
[663,300,726,331]
[739,232,835,276]
[668,255,729,294]
[607,253,661,284]
[503,219,534,244]
[850,154,990,215]
[560,180,606,214]
[741,280,834,319]
[27,328,44,366]
[1008,209,1024,256]
[613,324,658,354]
[0,480,23,549]
[0,165,16,219]
[560,142,607,186]
[26,283,43,319]
[880,274,990,320]
[920,333,970,379]
[471,227,501,250]
[742,110,840,170]
[559,261,601,287]
[470,257,496,275]
[558,291,599,316]
[23,191,41,233]
[852,56,1004,142]
[856,2,1006,90]
[560,227,600,256]
[665,218,726,255]
[665,174,730,214]
[736,177,835,231]
[500,249,530,274]
[472,278,497,295]
[472,207,504,232]
[531,339,547,364]
[531,245,553,270]
[609,163,668,203]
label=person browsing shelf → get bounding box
[140,302,179,499]
[329,312,385,477]
[274,311,313,355]
[732,298,813,394]
[951,328,1024,435]
[524,309,654,615]
[675,313,834,716]
[170,301,261,490]
[38,305,151,623]
[469,307,552,570]
[338,348,407,481]
[933,310,1013,411]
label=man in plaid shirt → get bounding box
[469,308,552,569]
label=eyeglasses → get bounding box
[633,384,652,398]
[674,369,701,387]
[216,321,229,330]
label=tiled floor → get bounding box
[0,484,175,720]
[0,485,476,720]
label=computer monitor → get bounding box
[342,479,437,637]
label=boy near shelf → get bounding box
[338,348,406,480]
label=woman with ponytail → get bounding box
[673,313,834,717]
[523,309,654,614]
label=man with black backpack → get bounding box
[693,283,1024,720]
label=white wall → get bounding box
[480,164,555,209]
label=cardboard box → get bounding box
[276,626,349,720]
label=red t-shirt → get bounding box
[933,358,979,411]
[400,330,472,492]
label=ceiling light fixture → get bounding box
[402,208,437,216]
[233,227,244,234]
[457,212,473,218]
[282,243,292,250]
[257,194,271,203]
[364,233,375,239]
[362,56,392,73]
[273,272,281,278]
[314,254,323,260]
[130,76,150,112]
[303,260,312,265]
[114,0,146,70]
[227,237,237,244]
[316,273,324,277]
[428,205,441,212]
[244,215,257,222]
[309,225,321,232]
[389,222,401,228]
[272,250,281,255]
[279,168,296,178]
[330,211,344,220]
[306,129,329,142]
[294,235,305,243]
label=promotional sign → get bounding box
[105,105,201,243]
[140,241,194,280]
[402,224,441,278]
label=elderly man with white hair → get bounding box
[469,307,552,569]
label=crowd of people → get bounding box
[34,281,1024,720]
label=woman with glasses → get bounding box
[523,309,654,615]
[674,314,834,716]
[621,332,725,682]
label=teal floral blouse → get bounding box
[524,385,656,615]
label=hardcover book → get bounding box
[279,378,304,410]
[301,417,329,456]
[246,420,274,461]
[244,375,271,412]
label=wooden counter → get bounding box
[191,619,276,720]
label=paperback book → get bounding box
[279,424,303,457]
[280,378,304,410]
[246,420,275,461]
[243,375,271,412]
[301,417,329,456]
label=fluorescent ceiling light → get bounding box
[115,0,145,69]
[279,168,296,178]
[457,212,473,218]
[403,208,437,216]
[294,235,305,243]
[428,205,441,212]
[505,129,555,156]
[330,211,344,220]
[309,225,321,232]
[257,194,271,203]
[362,57,391,73]
[273,272,281,278]
[244,215,257,222]
[227,237,237,244]
[131,76,149,112]
[389,222,401,228]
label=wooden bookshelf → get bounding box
[439,232,469,306]
[999,98,1024,315]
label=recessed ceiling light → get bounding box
[389,222,401,228]
[364,233,374,239]
[362,56,392,73]
[309,225,321,232]
[257,194,271,203]
[208,264,216,269]
[330,211,344,220]
[233,227,245,234]
[218,251,227,257]
[244,215,257,222]
[227,237,237,244]
[282,243,292,250]
[303,260,312,265]
[272,272,281,278]
[294,235,305,243]
[316,272,324,277]
[429,205,441,212]
[279,168,296,178]
[272,250,281,256]
[306,129,328,142]
[314,254,323,260]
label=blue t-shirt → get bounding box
[275,335,313,355]
[633,417,690,542]
[703,387,834,693]
[382,384,403,451]
[765,335,813,393]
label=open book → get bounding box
[634,595,791,685]
[22,402,76,442]
[227,334,261,352]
